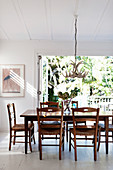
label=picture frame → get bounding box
[0,64,25,97]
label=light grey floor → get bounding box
[0,132,113,170]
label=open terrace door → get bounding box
[37,55,48,107]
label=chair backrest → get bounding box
[40,101,59,108]
[72,107,100,135]
[37,107,63,130]
[71,101,78,108]
[7,103,16,129]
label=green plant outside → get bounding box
[43,56,113,102]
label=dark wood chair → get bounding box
[37,107,64,160]
[97,104,113,151]
[69,107,100,161]
[97,119,113,151]
[40,101,59,108]
[7,103,35,151]
[66,101,87,142]
[40,101,60,139]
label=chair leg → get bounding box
[59,130,62,160]
[69,131,71,151]
[13,131,16,145]
[32,127,36,144]
[38,133,40,151]
[33,133,36,144]
[29,130,32,152]
[9,130,12,151]
[39,133,42,160]
[63,122,65,136]
[59,137,62,160]
[94,135,97,161]
[66,122,68,142]
[62,131,64,151]
[74,134,77,161]
[85,122,87,140]
[97,127,101,152]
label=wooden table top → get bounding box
[20,109,113,118]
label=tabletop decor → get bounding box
[58,87,80,111]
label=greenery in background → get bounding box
[86,56,113,96]
[43,56,113,101]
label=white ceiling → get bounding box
[0,0,113,43]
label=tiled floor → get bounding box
[0,132,113,170]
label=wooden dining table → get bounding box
[20,109,113,154]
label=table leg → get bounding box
[25,117,28,154]
[105,117,109,154]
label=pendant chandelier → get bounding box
[63,16,88,78]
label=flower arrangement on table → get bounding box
[58,87,80,111]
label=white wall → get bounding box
[0,39,113,132]
[0,40,37,132]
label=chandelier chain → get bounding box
[62,15,88,78]
[75,17,77,59]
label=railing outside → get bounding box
[87,96,113,111]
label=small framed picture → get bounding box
[0,64,25,97]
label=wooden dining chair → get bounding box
[40,101,60,139]
[37,107,64,160]
[7,103,35,151]
[40,101,59,108]
[69,107,100,161]
[66,101,78,142]
[66,101,87,142]
[97,104,113,151]
[97,119,113,151]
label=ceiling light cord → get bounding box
[62,15,88,78]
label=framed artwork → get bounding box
[0,64,25,97]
